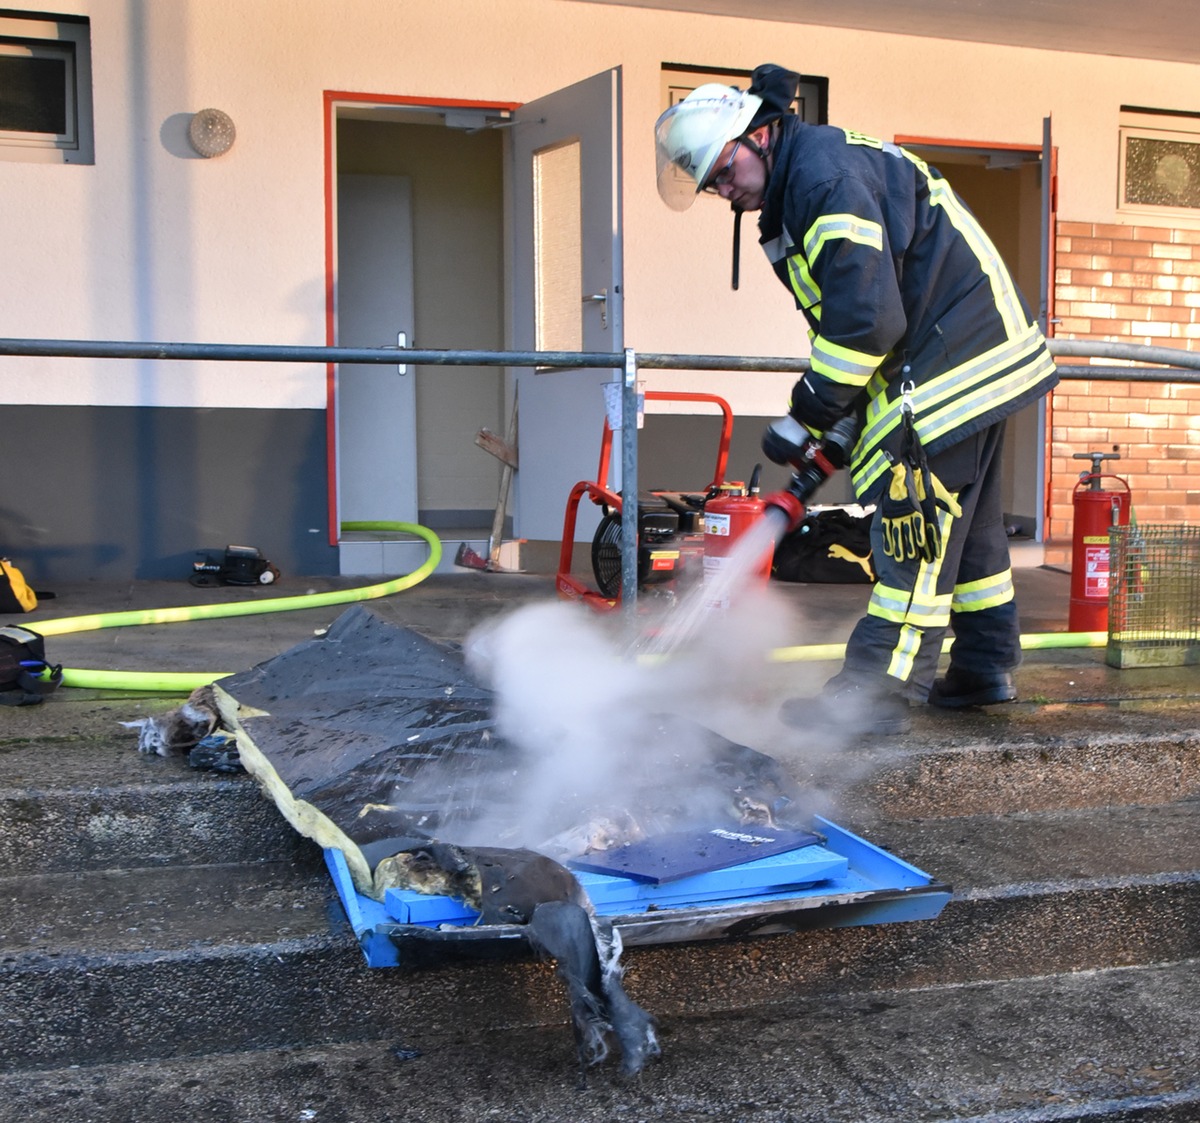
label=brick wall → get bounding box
[1048,221,1200,565]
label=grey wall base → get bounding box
[0,405,338,582]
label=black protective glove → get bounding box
[787,376,844,437]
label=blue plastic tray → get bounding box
[325,816,951,968]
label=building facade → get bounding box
[2,1,1199,580]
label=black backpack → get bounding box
[772,507,875,584]
[0,625,62,706]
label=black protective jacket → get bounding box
[758,117,1058,502]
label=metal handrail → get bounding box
[3,335,1200,375]
[3,334,1199,612]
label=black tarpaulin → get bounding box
[212,604,803,898]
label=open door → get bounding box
[509,68,624,543]
[898,127,1054,551]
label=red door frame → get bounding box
[321,91,521,546]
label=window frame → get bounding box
[0,12,93,164]
[1117,107,1200,225]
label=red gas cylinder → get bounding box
[703,488,774,607]
[1068,452,1131,633]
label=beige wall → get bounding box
[3,0,1199,420]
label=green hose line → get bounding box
[45,522,442,693]
[1021,630,1108,650]
[44,513,1108,694]
[59,668,232,692]
[767,630,1108,664]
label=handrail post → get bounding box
[620,347,639,620]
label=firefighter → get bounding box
[654,64,1059,736]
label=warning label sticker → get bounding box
[1084,544,1110,597]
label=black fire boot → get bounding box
[780,679,912,737]
[928,667,1017,709]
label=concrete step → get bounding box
[858,803,1200,896]
[4,705,1197,876]
[2,803,1197,1071]
[0,738,311,874]
[2,958,1197,1122]
[806,700,1200,822]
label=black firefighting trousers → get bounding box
[834,420,1021,701]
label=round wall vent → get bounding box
[188,108,236,158]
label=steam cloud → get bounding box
[462,578,832,856]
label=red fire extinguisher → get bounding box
[1068,451,1131,633]
[703,471,775,608]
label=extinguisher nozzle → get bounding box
[762,489,806,535]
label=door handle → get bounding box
[582,288,608,330]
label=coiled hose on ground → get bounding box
[33,522,442,693]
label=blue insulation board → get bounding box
[567,826,825,883]
[325,816,951,968]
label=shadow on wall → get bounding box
[160,112,205,160]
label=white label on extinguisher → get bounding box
[1084,544,1110,597]
[703,554,732,578]
[702,554,733,609]
[704,512,731,537]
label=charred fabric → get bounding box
[132,604,807,1077]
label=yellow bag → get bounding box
[0,559,38,613]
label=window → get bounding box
[533,138,582,353]
[0,12,93,164]
[1118,107,1200,221]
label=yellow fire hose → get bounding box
[33,522,442,692]
[768,630,1107,664]
[29,519,1105,693]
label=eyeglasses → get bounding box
[702,140,742,193]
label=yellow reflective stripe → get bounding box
[907,592,952,617]
[866,575,952,626]
[886,624,923,680]
[867,582,912,622]
[803,213,885,265]
[870,507,955,681]
[905,506,953,627]
[906,152,1026,339]
[952,569,1015,613]
[862,323,1045,447]
[786,253,820,308]
[850,324,1050,496]
[866,592,950,628]
[810,336,884,385]
[920,350,1056,448]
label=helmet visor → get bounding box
[653,91,760,211]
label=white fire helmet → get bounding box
[654,83,762,211]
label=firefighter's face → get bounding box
[703,127,770,211]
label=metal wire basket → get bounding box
[1107,523,1200,668]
